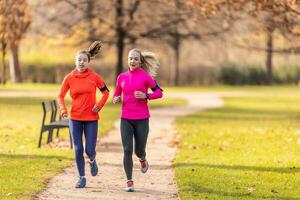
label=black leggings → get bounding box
[120,118,149,180]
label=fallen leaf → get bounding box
[286,138,293,142]
[293,130,300,135]
[271,189,278,193]
[247,186,255,194]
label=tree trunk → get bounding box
[86,0,96,43]
[116,32,125,79]
[115,0,125,82]
[168,56,172,85]
[265,30,273,84]
[173,34,181,86]
[2,51,6,85]
[9,44,22,83]
[1,28,7,85]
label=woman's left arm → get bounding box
[97,85,109,109]
[93,75,110,112]
[146,76,163,100]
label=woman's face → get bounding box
[128,50,141,71]
[75,53,89,72]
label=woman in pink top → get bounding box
[113,48,163,192]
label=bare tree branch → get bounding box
[229,40,300,54]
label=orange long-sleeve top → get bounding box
[58,68,109,121]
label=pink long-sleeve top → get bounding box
[114,67,163,120]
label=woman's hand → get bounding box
[92,104,100,112]
[113,96,121,104]
[134,91,146,99]
[61,112,68,119]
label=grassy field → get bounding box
[3,84,300,199]
[0,84,185,200]
[174,88,300,199]
[164,85,300,94]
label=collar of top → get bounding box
[72,68,91,78]
[128,67,142,74]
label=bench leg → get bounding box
[69,129,73,149]
[56,128,59,138]
[47,130,53,143]
[38,128,44,148]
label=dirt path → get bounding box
[36,92,223,200]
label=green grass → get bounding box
[0,84,185,200]
[0,96,73,200]
[0,83,61,91]
[174,90,300,199]
[164,85,300,94]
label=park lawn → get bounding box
[164,85,300,95]
[174,89,300,199]
[0,97,121,200]
[0,83,60,91]
[0,84,185,200]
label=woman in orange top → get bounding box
[58,41,109,188]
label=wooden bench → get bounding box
[38,100,73,148]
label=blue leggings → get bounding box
[69,120,98,176]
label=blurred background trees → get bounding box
[0,0,300,85]
[0,0,31,83]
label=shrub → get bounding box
[219,63,268,85]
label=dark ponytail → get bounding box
[76,41,102,62]
[88,41,102,59]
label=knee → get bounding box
[124,148,133,157]
[85,147,95,159]
[75,146,84,157]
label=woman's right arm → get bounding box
[113,75,122,104]
[57,75,70,117]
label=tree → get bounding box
[0,0,31,83]
[144,0,231,85]
[34,0,194,82]
[231,1,300,83]
[2,0,31,83]
[251,1,300,83]
[139,0,200,85]
[183,0,300,83]
[0,0,8,84]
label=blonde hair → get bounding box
[129,48,160,77]
[76,41,102,62]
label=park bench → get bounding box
[38,100,73,149]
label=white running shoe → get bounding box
[125,180,134,192]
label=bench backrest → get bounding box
[41,100,59,126]
[51,100,59,121]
